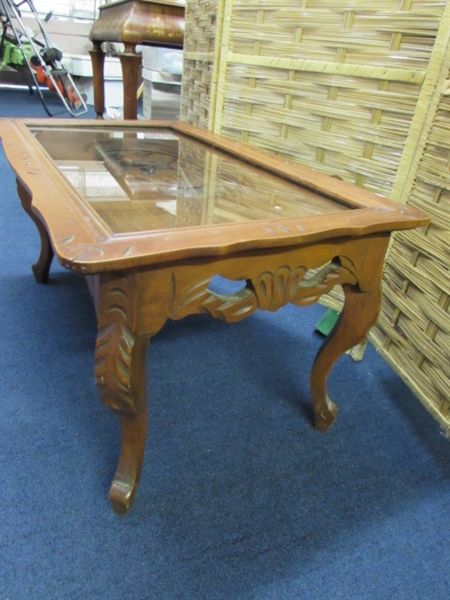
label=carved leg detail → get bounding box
[94,273,150,514]
[96,327,150,514]
[16,178,54,283]
[310,282,382,432]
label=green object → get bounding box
[316,308,340,336]
[1,40,32,69]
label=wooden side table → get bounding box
[89,0,185,119]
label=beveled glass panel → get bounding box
[29,126,351,234]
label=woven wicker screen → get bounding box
[181,0,450,429]
[372,75,450,432]
[180,0,219,129]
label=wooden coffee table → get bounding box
[0,119,429,514]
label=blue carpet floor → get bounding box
[1,86,449,600]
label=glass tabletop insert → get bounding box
[30,125,351,235]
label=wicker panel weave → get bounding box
[221,65,422,195]
[181,59,214,128]
[217,0,446,194]
[230,0,443,70]
[183,0,218,54]
[180,0,219,128]
[372,84,450,430]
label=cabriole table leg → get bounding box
[310,237,389,432]
[16,178,54,283]
[104,336,149,515]
[93,271,150,514]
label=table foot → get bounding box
[314,399,338,433]
[16,178,54,283]
[108,410,148,515]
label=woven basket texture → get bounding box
[219,0,444,188]
[180,0,218,128]
[372,80,450,431]
[180,0,450,428]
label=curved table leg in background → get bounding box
[89,41,106,119]
[119,44,142,120]
[310,281,383,432]
[16,178,54,283]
